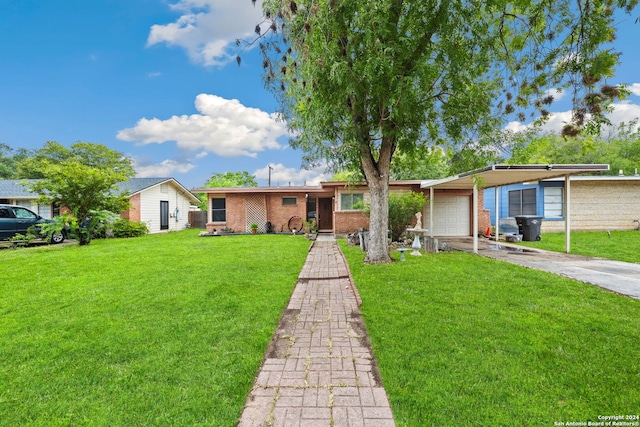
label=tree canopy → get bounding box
[203,171,258,188]
[253,0,637,262]
[26,142,135,245]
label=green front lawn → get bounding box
[3,232,638,426]
[340,242,640,427]
[0,231,310,426]
[518,230,640,263]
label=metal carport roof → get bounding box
[420,164,611,253]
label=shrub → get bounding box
[94,218,148,239]
[362,191,427,241]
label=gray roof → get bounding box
[115,178,172,195]
[0,180,39,198]
[1,178,199,203]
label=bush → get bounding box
[362,191,427,242]
[94,219,149,239]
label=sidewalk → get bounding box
[237,237,395,427]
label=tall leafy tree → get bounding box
[253,0,636,262]
[197,171,258,210]
[204,171,258,188]
[25,142,135,245]
[16,141,135,179]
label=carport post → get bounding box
[565,173,571,253]
[494,186,500,242]
[429,186,434,238]
[473,181,478,254]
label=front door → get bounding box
[160,201,169,230]
[317,198,333,230]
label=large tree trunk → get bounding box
[363,171,392,263]
[360,134,394,263]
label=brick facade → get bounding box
[334,211,370,235]
[542,179,640,232]
[200,181,489,237]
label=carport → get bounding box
[421,164,610,254]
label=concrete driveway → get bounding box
[440,237,640,300]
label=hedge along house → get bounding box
[421,164,610,253]
[0,178,200,234]
[484,172,640,234]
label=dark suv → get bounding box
[0,204,65,244]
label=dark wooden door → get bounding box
[317,198,333,230]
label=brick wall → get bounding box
[334,211,370,235]
[206,192,309,233]
[265,193,308,232]
[122,193,141,221]
[542,180,640,232]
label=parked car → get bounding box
[0,204,65,244]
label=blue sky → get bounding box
[1,1,639,189]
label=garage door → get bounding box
[427,196,470,236]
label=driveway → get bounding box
[440,237,640,300]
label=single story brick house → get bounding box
[0,178,199,234]
[193,180,491,237]
[484,174,640,232]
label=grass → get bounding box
[339,241,640,426]
[0,231,310,426]
[517,230,640,263]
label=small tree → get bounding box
[26,142,134,246]
[197,171,258,210]
[363,191,427,242]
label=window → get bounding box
[38,204,51,219]
[508,188,536,217]
[341,193,364,210]
[13,207,37,219]
[544,187,564,218]
[211,198,226,222]
[282,196,297,206]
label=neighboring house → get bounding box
[194,180,491,237]
[117,178,200,234]
[0,180,60,219]
[0,178,200,234]
[484,174,640,232]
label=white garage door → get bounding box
[427,196,470,236]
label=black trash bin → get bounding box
[514,215,543,241]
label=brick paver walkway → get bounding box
[237,238,395,427]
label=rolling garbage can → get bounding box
[514,215,543,241]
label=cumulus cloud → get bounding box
[117,94,290,157]
[629,83,640,97]
[254,163,331,187]
[133,159,196,178]
[147,0,265,67]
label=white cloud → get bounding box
[545,88,567,102]
[254,163,331,187]
[147,0,265,67]
[629,83,640,97]
[117,93,290,157]
[133,159,196,177]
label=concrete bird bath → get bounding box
[406,212,427,256]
